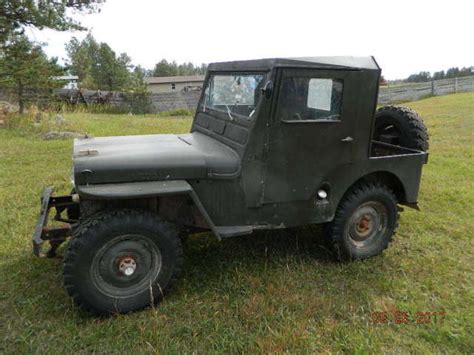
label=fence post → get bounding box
[431,81,435,96]
[454,77,458,93]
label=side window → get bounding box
[278,77,343,121]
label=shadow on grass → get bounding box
[2,225,397,321]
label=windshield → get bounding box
[200,73,265,119]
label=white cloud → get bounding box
[30,0,474,79]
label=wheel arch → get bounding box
[342,171,407,204]
[76,180,218,236]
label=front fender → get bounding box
[76,180,193,200]
[76,180,220,238]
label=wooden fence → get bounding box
[1,75,473,113]
[378,75,474,104]
[47,74,474,110]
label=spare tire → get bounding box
[374,105,429,152]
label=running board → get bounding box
[214,226,253,238]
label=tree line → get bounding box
[64,35,207,91]
[0,0,103,113]
[65,34,146,92]
[405,67,474,83]
[0,0,206,114]
[151,59,207,77]
[1,1,472,114]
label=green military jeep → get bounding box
[33,57,429,315]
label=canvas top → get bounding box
[208,56,380,71]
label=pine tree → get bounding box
[65,35,134,91]
[0,0,104,44]
[0,35,63,113]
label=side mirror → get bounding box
[261,80,273,99]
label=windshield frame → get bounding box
[199,71,267,123]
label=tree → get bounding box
[122,65,151,114]
[152,59,207,77]
[445,67,461,78]
[406,71,431,83]
[92,43,130,90]
[432,71,445,80]
[65,34,134,91]
[65,35,94,82]
[198,63,208,75]
[0,0,104,43]
[152,59,177,77]
[0,35,63,113]
[458,66,474,77]
[0,1,104,114]
[65,35,152,112]
[406,66,473,83]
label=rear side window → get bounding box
[278,77,343,121]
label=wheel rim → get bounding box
[346,201,388,248]
[91,234,162,298]
[375,123,401,145]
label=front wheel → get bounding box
[326,183,399,261]
[63,209,183,315]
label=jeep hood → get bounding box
[73,132,240,186]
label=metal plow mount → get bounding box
[32,187,77,258]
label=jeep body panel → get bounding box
[185,57,426,231]
[68,56,426,237]
[73,132,240,186]
[76,180,194,200]
[188,152,425,230]
[32,57,429,315]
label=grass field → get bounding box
[0,93,473,353]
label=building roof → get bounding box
[53,75,79,80]
[145,57,379,85]
[208,56,380,71]
[145,75,205,84]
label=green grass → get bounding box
[0,93,473,353]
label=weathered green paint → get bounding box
[72,57,428,238]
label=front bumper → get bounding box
[32,187,78,257]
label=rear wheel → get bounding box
[63,209,183,315]
[326,183,399,261]
[374,105,429,151]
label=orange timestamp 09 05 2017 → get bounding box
[371,309,446,325]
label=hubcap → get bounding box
[347,201,388,247]
[91,235,162,297]
[118,256,137,276]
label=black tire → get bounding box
[66,188,80,221]
[374,105,429,151]
[326,183,399,261]
[63,209,183,315]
